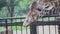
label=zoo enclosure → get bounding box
[0,14,60,34]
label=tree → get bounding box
[0,0,32,18]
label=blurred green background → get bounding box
[0,0,32,32]
[0,0,32,18]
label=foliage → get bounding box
[14,0,32,16]
[0,7,8,18]
[0,0,32,18]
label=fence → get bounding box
[0,14,60,34]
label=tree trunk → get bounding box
[3,0,15,34]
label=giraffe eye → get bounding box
[37,8,41,11]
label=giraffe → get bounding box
[23,0,60,27]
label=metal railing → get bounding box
[0,14,60,34]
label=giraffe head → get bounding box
[23,0,54,27]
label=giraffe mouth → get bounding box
[23,22,30,27]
